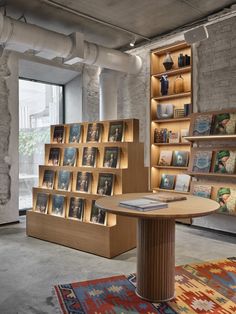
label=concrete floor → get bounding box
[0,218,236,314]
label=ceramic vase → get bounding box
[163,53,174,71]
[160,75,169,96]
[174,75,184,94]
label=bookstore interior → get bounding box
[1,1,236,313]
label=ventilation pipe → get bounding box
[0,13,142,74]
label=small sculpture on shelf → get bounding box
[157,103,174,120]
[163,52,174,71]
[174,75,184,94]
[160,75,169,96]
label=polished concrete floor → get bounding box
[0,217,236,314]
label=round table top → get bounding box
[95,193,219,219]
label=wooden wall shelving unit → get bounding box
[26,118,148,258]
[150,42,192,224]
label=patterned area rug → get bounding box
[55,257,236,314]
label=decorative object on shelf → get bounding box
[174,108,185,118]
[90,200,107,225]
[172,151,189,167]
[178,53,191,67]
[97,173,114,196]
[158,150,173,166]
[185,54,191,66]
[159,174,175,190]
[192,114,213,136]
[35,192,49,214]
[162,52,174,70]
[180,129,189,143]
[108,121,124,142]
[213,150,236,174]
[174,174,191,192]
[154,128,169,143]
[103,147,120,168]
[174,75,184,94]
[216,187,236,215]
[156,103,174,119]
[184,103,192,116]
[192,150,212,173]
[192,185,212,198]
[160,75,169,96]
[211,113,236,135]
[68,197,84,221]
[50,194,66,217]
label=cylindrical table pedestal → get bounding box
[136,218,175,302]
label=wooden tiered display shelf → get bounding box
[150,42,192,224]
[26,119,148,258]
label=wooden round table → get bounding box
[96,193,219,302]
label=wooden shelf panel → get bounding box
[153,166,188,170]
[187,172,236,179]
[152,66,191,78]
[40,164,127,173]
[185,135,236,142]
[152,117,190,124]
[152,92,191,101]
[151,42,189,55]
[152,187,190,195]
[152,142,191,146]
[34,187,103,199]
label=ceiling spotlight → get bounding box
[129,37,136,47]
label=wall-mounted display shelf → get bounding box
[26,118,148,258]
[188,109,236,218]
[150,41,192,224]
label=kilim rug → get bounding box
[54,257,236,314]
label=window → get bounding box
[19,79,63,211]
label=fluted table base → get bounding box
[136,218,175,302]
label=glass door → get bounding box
[19,79,63,212]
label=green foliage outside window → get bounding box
[19,128,50,156]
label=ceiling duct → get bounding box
[0,13,142,74]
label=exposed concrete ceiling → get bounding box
[3,0,236,49]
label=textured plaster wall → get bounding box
[0,51,18,224]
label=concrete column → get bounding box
[99,68,121,121]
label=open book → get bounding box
[119,198,168,211]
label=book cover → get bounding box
[174,174,191,192]
[48,148,60,166]
[169,131,179,143]
[158,150,173,166]
[144,193,186,202]
[51,194,65,217]
[159,174,175,190]
[82,147,97,167]
[63,147,77,166]
[86,123,102,142]
[192,185,212,199]
[90,200,107,225]
[42,170,55,189]
[213,150,236,174]
[119,198,168,211]
[103,147,120,168]
[192,151,212,173]
[172,151,189,167]
[108,121,124,142]
[180,128,189,143]
[216,187,236,215]
[53,125,65,143]
[69,124,83,143]
[57,170,71,191]
[68,197,84,220]
[193,114,213,136]
[211,113,236,135]
[76,172,92,193]
[97,173,114,196]
[35,193,49,214]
